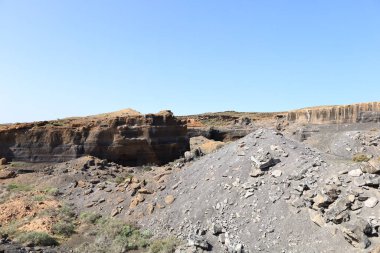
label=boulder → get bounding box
[313,187,340,209]
[308,209,325,227]
[324,198,351,224]
[348,169,363,177]
[250,149,280,170]
[0,158,6,165]
[187,234,209,250]
[361,159,380,174]
[209,223,224,235]
[190,136,225,155]
[184,148,202,162]
[0,170,16,179]
[271,170,282,178]
[341,219,372,249]
[249,168,264,177]
[165,195,175,205]
[364,197,378,208]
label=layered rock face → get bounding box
[0,111,189,166]
[287,102,380,124]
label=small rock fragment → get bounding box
[364,197,378,208]
[348,169,363,177]
[165,195,175,205]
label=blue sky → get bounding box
[1,1,379,123]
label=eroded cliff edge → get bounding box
[287,102,380,124]
[0,110,189,166]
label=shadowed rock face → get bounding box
[287,102,380,124]
[0,111,189,166]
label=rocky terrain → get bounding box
[1,102,380,253]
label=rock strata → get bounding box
[0,110,189,166]
[287,102,380,124]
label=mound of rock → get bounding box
[141,128,380,252]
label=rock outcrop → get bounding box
[287,102,380,124]
[0,110,189,166]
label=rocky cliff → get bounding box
[287,102,380,124]
[0,110,189,166]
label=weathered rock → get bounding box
[0,170,16,179]
[250,149,279,170]
[313,193,336,209]
[324,198,351,224]
[165,195,175,205]
[249,168,264,177]
[187,234,209,250]
[308,209,325,227]
[341,219,372,249]
[0,110,189,166]
[138,188,153,194]
[190,136,225,155]
[362,159,380,174]
[129,194,145,208]
[271,170,282,178]
[371,245,380,253]
[111,208,121,217]
[210,223,224,235]
[348,169,363,177]
[364,197,378,208]
[0,158,6,165]
[146,203,155,215]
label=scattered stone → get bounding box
[0,158,7,165]
[244,191,254,199]
[172,181,182,190]
[187,234,209,250]
[138,188,153,194]
[313,193,335,209]
[250,149,280,170]
[218,233,226,244]
[250,168,264,177]
[338,169,349,175]
[210,223,224,235]
[364,197,378,208]
[146,203,155,215]
[165,195,175,205]
[271,170,282,178]
[341,219,372,249]
[0,170,16,179]
[111,208,120,217]
[362,159,380,174]
[84,189,93,195]
[129,194,145,208]
[308,209,325,227]
[348,169,363,177]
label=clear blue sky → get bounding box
[1,1,379,123]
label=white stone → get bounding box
[271,170,282,178]
[348,169,363,177]
[364,197,378,208]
